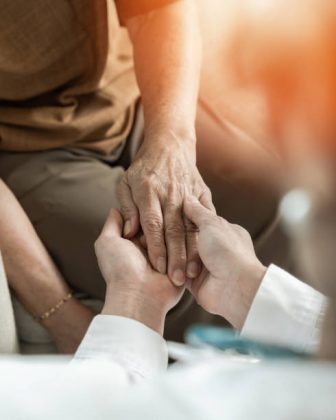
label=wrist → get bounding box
[42,298,95,353]
[102,287,166,335]
[139,131,196,168]
[42,298,94,331]
[238,263,267,329]
[143,123,196,149]
[220,263,267,330]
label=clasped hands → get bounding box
[117,138,214,287]
[95,196,267,334]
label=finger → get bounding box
[183,195,215,228]
[199,188,217,214]
[164,201,187,287]
[138,195,167,275]
[139,234,147,249]
[100,208,124,238]
[185,188,215,278]
[184,215,202,279]
[117,178,140,238]
[186,267,208,298]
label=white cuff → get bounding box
[241,265,327,353]
[73,315,168,382]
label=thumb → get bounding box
[186,268,208,301]
[101,208,124,238]
[117,178,140,238]
[183,195,215,228]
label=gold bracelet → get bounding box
[35,292,73,322]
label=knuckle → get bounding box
[165,223,184,239]
[171,253,187,265]
[164,201,180,214]
[140,179,151,191]
[231,223,243,232]
[139,177,157,192]
[144,216,163,234]
[166,184,179,198]
[134,184,157,203]
[125,164,140,181]
[147,172,160,184]
[126,166,136,178]
[180,255,188,264]
[234,224,250,238]
[216,215,226,225]
[120,204,136,217]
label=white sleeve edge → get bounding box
[241,265,328,353]
[73,315,168,381]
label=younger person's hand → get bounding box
[184,196,266,329]
[94,209,185,334]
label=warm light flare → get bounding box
[228,0,336,158]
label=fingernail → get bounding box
[123,220,132,237]
[187,261,199,279]
[172,269,185,286]
[157,257,167,274]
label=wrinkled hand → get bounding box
[183,196,267,330]
[118,140,214,287]
[94,209,185,333]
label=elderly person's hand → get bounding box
[94,208,185,334]
[117,0,211,288]
[183,196,267,330]
[118,139,213,287]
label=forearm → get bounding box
[0,180,94,352]
[127,0,201,144]
[0,180,71,317]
